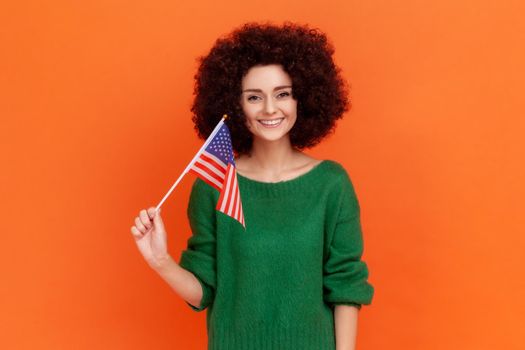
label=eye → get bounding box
[277,91,291,98]
[247,95,261,102]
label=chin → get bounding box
[254,131,292,143]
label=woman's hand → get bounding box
[130,207,170,269]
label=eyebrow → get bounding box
[242,85,292,93]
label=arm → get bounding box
[323,168,374,347]
[151,255,204,309]
[334,304,359,350]
[177,178,218,311]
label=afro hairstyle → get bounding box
[191,21,351,155]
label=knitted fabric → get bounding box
[178,160,374,349]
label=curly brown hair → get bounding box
[191,21,351,156]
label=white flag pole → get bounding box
[154,114,228,212]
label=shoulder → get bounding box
[319,159,354,184]
[187,177,219,226]
[320,160,361,218]
[318,160,360,205]
[189,177,219,205]
[320,159,347,173]
[192,176,210,191]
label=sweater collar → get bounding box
[236,160,328,197]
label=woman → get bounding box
[130,22,374,350]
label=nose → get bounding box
[263,97,277,115]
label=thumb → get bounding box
[153,208,165,232]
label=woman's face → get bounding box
[240,64,297,144]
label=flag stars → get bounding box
[206,125,235,165]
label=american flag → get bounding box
[189,122,245,228]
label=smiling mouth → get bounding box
[258,118,284,128]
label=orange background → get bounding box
[1,0,524,349]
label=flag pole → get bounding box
[155,114,229,212]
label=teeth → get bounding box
[259,118,283,125]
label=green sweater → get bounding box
[178,159,374,349]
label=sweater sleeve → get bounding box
[178,178,217,312]
[323,170,374,310]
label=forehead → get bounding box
[241,64,292,89]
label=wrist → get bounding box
[148,254,174,272]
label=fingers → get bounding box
[131,209,151,236]
[130,207,162,239]
[148,207,163,231]
[134,216,147,233]
[139,209,153,231]
[147,207,157,220]
[130,226,143,239]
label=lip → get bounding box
[257,118,283,121]
[257,118,284,128]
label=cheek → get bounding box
[242,110,257,130]
[283,101,298,118]
[242,105,259,121]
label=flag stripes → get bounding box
[188,122,245,228]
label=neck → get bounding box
[246,136,297,172]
